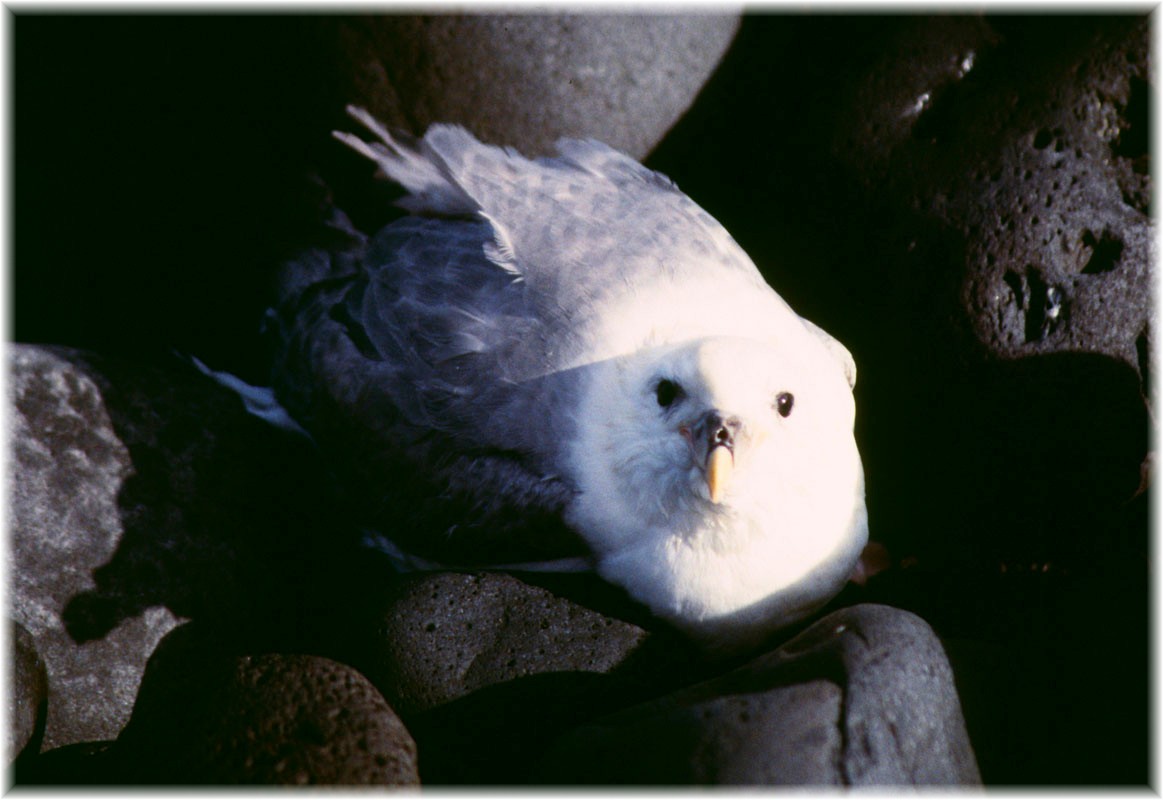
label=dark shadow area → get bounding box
[405,671,663,785]
[51,349,372,652]
[12,16,357,382]
[11,741,120,786]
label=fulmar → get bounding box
[264,107,869,652]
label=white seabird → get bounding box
[267,107,869,652]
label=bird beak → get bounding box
[687,410,742,505]
[706,444,734,504]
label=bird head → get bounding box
[565,328,867,648]
[651,336,819,508]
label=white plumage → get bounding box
[269,107,868,651]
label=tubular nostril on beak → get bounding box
[713,423,732,445]
[698,411,742,505]
[701,412,742,449]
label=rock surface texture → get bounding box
[8,346,185,749]
[113,626,419,785]
[10,10,1149,789]
[7,345,340,752]
[330,15,741,161]
[535,605,979,785]
[8,621,48,766]
[347,571,701,784]
[831,16,1151,367]
[357,572,654,720]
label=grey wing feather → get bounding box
[335,106,765,314]
[268,198,586,564]
[353,217,546,433]
[334,107,478,217]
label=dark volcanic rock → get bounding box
[8,621,48,765]
[357,571,655,720]
[534,604,980,786]
[822,15,1154,571]
[832,15,1152,371]
[823,15,1154,604]
[7,344,344,749]
[113,624,418,785]
[328,14,740,161]
[349,570,701,783]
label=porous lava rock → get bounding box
[349,570,701,783]
[818,17,1153,782]
[823,15,1153,591]
[831,15,1152,372]
[112,624,419,785]
[533,604,981,786]
[355,571,653,719]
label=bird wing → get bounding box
[267,196,589,565]
[333,108,777,364]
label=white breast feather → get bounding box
[562,279,867,643]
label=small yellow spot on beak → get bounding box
[706,445,734,504]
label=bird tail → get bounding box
[333,105,479,217]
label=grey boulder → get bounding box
[356,571,657,720]
[534,604,980,786]
[113,623,419,785]
[7,345,185,749]
[329,14,741,160]
[348,570,699,783]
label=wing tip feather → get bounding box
[333,106,479,216]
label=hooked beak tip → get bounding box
[706,444,734,504]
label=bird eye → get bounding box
[655,379,682,408]
[775,392,795,417]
